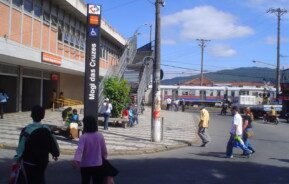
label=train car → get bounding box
[161,85,225,106]
[159,85,272,106]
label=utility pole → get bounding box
[149,24,152,43]
[267,8,287,98]
[151,0,164,142]
[197,39,210,86]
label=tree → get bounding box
[103,77,131,118]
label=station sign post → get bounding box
[84,4,101,119]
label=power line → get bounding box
[161,64,200,71]
[162,59,235,69]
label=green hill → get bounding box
[161,67,277,85]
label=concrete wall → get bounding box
[59,73,84,101]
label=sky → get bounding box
[86,0,289,79]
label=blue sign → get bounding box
[89,27,99,37]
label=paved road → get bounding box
[1,111,289,184]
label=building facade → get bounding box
[0,0,127,112]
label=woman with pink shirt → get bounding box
[73,116,108,184]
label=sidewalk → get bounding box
[0,107,197,155]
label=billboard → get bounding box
[84,4,101,118]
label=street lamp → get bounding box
[144,23,153,43]
[135,23,153,44]
[252,60,276,67]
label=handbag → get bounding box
[8,163,21,184]
[8,161,28,184]
[245,129,254,138]
[102,158,119,177]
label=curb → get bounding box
[0,142,193,156]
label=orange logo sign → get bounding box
[89,15,100,25]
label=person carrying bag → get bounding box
[11,105,60,184]
[73,116,118,184]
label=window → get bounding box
[64,32,70,44]
[189,90,195,96]
[100,45,103,58]
[231,91,235,97]
[75,30,80,48]
[24,0,33,13]
[64,24,70,44]
[43,12,50,23]
[57,20,64,41]
[164,90,168,95]
[80,40,84,50]
[34,2,42,18]
[42,0,50,23]
[210,91,214,97]
[70,27,75,46]
[252,92,258,97]
[51,15,58,27]
[58,27,63,41]
[80,33,85,50]
[239,90,249,95]
[13,0,22,7]
[182,91,189,96]
[217,90,221,97]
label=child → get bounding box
[73,116,108,183]
[70,109,81,125]
[128,105,134,127]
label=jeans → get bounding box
[81,166,105,184]
[226,134,252,157]
[129,116,134,127]
[103,113,110,130]
[134,115,139,124]
[243,128,255,152]
[198,127,210,143]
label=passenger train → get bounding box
[160,85,276,106]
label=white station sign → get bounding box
[88,5,101,15]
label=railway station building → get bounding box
[0,0,127,112]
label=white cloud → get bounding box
[162,39,176,45]
[162,6,254,41]
[209,44,237,57]
[265,35,289,44]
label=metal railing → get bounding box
[137,56,153,112]
[98,34,138,112]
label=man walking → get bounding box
[14,105,60,183]
[166,97,172,110]
[198,106,210,147]
[102,98,113,130]
[226,106,252,158]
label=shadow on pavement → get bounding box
[270,158,289,164]
[253,138,289,144]
[54,135,79,145]
[189,151,250,159]
[103,131,150,142]
[1,156,289,184]
[171,139,192,146]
